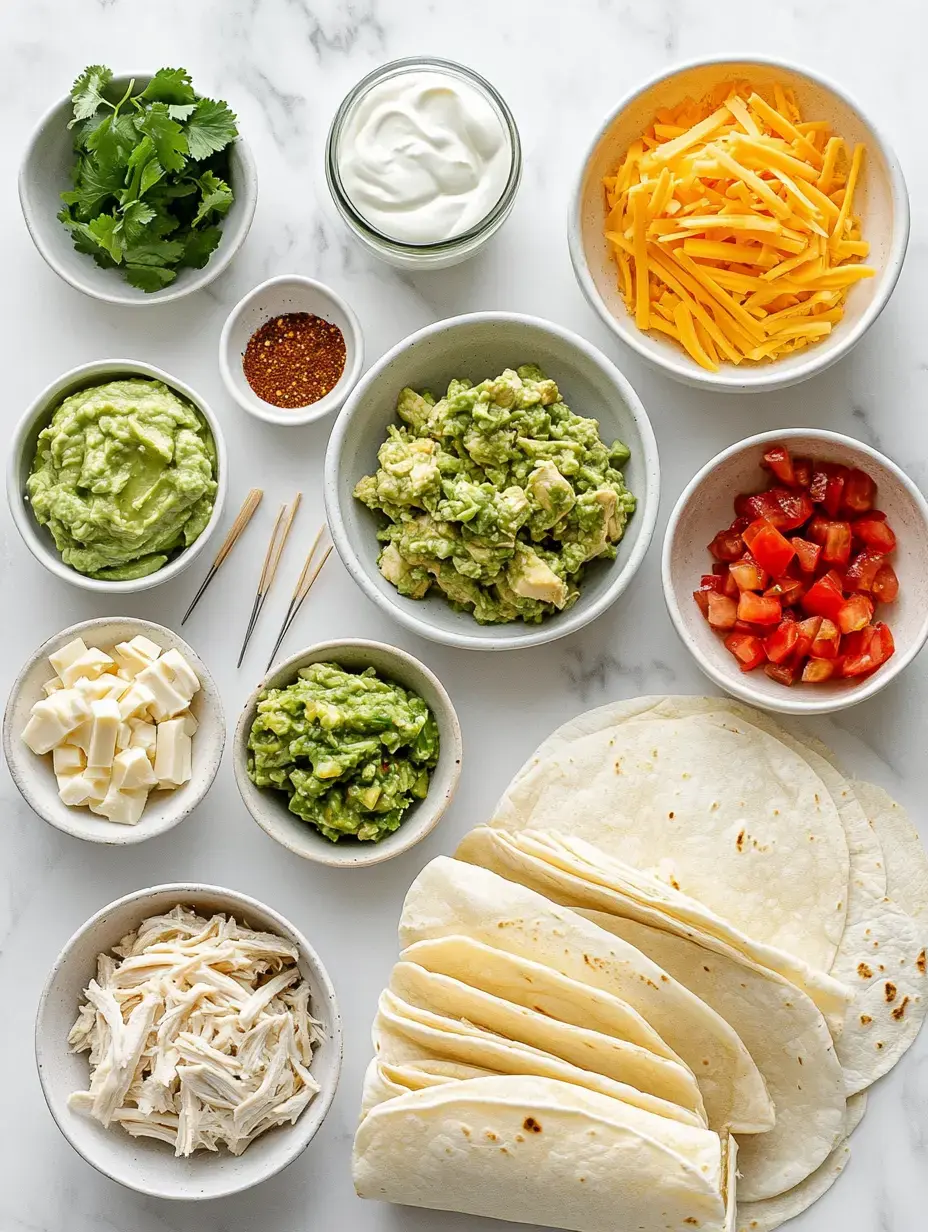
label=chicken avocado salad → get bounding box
[353,365,636,624]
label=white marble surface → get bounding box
[2,2,928,1230]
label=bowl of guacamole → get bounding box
[233,640,463,868]
[9,360,227,592]
[325,313,660,650]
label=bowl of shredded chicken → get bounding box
[36,884,342,1199]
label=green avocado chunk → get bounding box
[246,662,441,843]
[353,365,636,625]
[26,377,218,579]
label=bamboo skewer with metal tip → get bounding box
[266,526,333,671]
[181,488,263,625]
[236,493,302,667]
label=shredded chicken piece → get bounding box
[68,905,324,1156]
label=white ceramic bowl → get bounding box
[324,312,660,650]
[663,429,928,714]
[569,57,910,392]
[7,358,227,593]
[219,275,364,425]
[3,617,225,843]
[19,73,257,305]
[233,639,463,868]
[36,883,342,1198]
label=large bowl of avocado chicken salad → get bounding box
[325,312,660,649]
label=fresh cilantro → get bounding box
[59,64,238,292]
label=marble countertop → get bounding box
[3,1,928,1230]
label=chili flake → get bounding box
[243,312,346,409]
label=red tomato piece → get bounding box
[791,537,822,574]
[853,516,897,554]
[811,617,841,658]
[764,620,800,664]
[741,490,788,526]
[700,573,724,592]
[805,515,829,545]
[793,616,823,659]
[762,444,796,486]
[842,468,877,513]
[729,556,768,591]
[802,571,845,622]
[809,467,829,504]
[724,631,767,671]
[737,591,782,625]
[872,562,899,603]
[841,622,895,677]
[792,457,812,488]
[693,589,710,617]
[823,467,848,517]
[802,657,836,683]
[769,487,814,531]
[764,576,805,605]
[742,519,796,576]
[821,521,852,566]
[845,550,884,591]
[708,528,745,561]
[838,593,874,634]
[707,592,738,629]
[764,661,798,686]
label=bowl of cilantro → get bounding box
[18,65,257,304]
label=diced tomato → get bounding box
[693,589,710,616]
[792,456,812,488]
[805,515,829,546]
[793,616,823,659]
[845,550,884,592]
[769,487,814,531]
[802,571,845,622]
[742,519,796,576]
[837,593,874,634]
[708,528,745,562]
[811,617,841,658]
[741,490,789,526]
[821,521,852,566]
[823,466,849,517]
[724,631,767,671]
[762,444,796,486]
[791,537,822,574]
[842,468,877,513]
[841,622,895,677]
[764,620,800,664]
[737,591,782,625]
[764,661,798,686]
[802,657,836,683]
[764,576,805,605]
[700,573,725,593]
[707,592,738,629]
[809,467,829,504]
[729,556,768,591]
[872,562,899,603]
[711,563,728,576]
[853,516,897,554]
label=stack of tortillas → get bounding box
[352,696,928,1232]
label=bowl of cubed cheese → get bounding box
[2,617,224,844]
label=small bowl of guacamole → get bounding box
[9,360,227,592]
[233,640,463,868]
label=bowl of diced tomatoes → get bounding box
[662,429,928,714]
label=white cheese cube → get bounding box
[69,720,92,755]
[53,744,85,775]
[112,747,158,791]
[116,721,132,751]
[42,677,64,697]
[75,674,129,703]
[112,635,162,678]
[87,698,120,769]
[58,772,104,807]
[135,660,191,720]
[59,648,115,688]
[176,709,199,736]
[85,767,111,801]
[21,691,92,754]
[159,649,201,699]
[154,718,192,788]
[129,635,163,661]
[117,681,156,721]
[91,784,149,825]
[128,719,157,759]
[48,638,89,678]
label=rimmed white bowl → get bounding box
[36,883,341,1199]
[3,617,225,843]
[19,73,257,305]
[219,275,364,426]
[569,57,910,392]
[233,639,463,868]
[7,358,227,593]
[324,312,659,650]
[662,429,928,714]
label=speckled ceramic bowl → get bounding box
[233,639,463,867]
[36,883,342,1199]
[3,617,225,843]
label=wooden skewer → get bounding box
[181,488,263,624]
[265,527,332,671]
[236,494,303,667]
[237,504,286,668]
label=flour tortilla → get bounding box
[353,1074,735,1232]
[399,858,773,1133]
[493,697,850,971]
[457,827,850,1033]
[579,908,846,1202]
[359,1057,491,1119]
[389,959,706,1118]
[855,781,928,923]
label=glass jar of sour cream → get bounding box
[326,58,521,269]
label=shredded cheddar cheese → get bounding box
[603,80,873,370]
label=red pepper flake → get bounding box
[243,312,346,409]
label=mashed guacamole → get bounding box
[247,662,440,843]
[354,365,636,624]
[27,377,218,581]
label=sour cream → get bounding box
[337,69,512,246]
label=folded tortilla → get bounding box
[353,1074,737,1232]
[399,858,773,1134]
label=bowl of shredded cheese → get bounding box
[569,58,909,391]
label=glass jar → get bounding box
[325,57,522,271]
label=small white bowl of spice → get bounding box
[219,275,363,426]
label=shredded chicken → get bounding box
[68,905,324,1156]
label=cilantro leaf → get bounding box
[60,157,124,219]
[125,264,177,291]
[120,200,156,243]
[184,98,238,160]
[140,68,195,107]
[125,238,185,266]
[136,103,188,175]
[69,64,113,125]
[84,111,138,169]
[193,171,234,225]
[179,225,223,269]
[168,103,197,121]
[58,215,119,267]
[87,214,125,263]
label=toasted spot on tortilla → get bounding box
[462,1126,471,1137]
[523,1117,542,1133]
[876,1041,884,1049]
[515,1133,524,1143]
[685,1220,700,1226]
[798,1055,803,1064]
[917,949,926,975]
[892,996,911,1021]
[860,1014,872,1025]
[885,982,898,1003]
[858,962,873,979]
[736,829,745,852]
[486,1131,498,1141]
